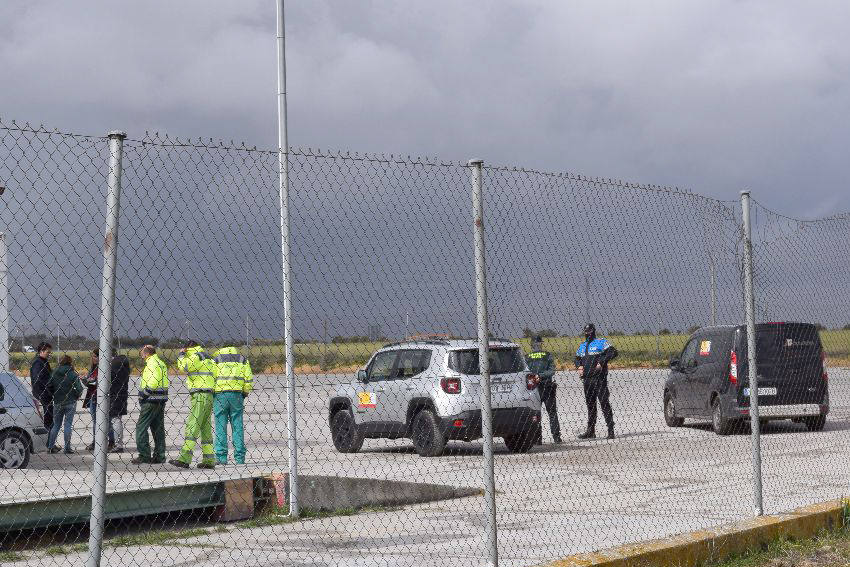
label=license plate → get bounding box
[491,383,512,394]
[744,387,777,396]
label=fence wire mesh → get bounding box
[0,118,847,566]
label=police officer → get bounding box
[131,345,169,465]
[526,336,561,444]
[170,340,217,469]
[574,323,618,440]
[212,346,254,465]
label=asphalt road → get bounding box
[5,368,850,566]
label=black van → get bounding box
[663,323,829,435]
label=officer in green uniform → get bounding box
[213,346,254,465]
[169,340,217,469]
[526,335,562,444]
[131,345,169,465]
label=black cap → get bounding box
[583,323,596,334]
[532,335,543,343]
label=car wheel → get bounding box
[0,430,31,469]
[803,415,826,432]
[664,393,685,427]
[411,410,446,457]
[331,410,364,453]
[712,398,735,436]
[504,424,540,454]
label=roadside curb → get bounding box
[543,500,844,567]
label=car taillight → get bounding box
[441,377,461,394]
[33,398,43,420]
[729,350,738,385]
[526,373,540,391]
[821,351,829,381]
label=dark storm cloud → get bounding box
[2,1,850,342]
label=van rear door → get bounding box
[737,323,825,408]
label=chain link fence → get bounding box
[0,118,847,566]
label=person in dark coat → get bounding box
[30,342,54,429]
[108,354,130,453]
[46,354,83,454]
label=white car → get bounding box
[0,372,49,468]
[329,338,542,456]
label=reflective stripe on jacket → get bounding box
[139,353,169,402]
[213,346,254,395]
[178,346,217,391]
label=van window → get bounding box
[751,324,822,365]
[679,339,699,369]
[449,348,525,375]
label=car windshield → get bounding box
[448,348,525,375]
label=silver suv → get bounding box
[328,339,542,457]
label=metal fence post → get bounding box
[0,232,8,373]
[709,252,718,326]
[87,130,126,566]
[276,0,298,517]
[740,190,764,516]
[469,158,499,567]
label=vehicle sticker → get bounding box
[357,392,376,409]
[699,340,712,356]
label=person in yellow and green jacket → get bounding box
[169,340,216,469]
[131,345,169,465]
[213,346,254,465]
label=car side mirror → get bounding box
[669,356,680,370]
[357,369,368,383]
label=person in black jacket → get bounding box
[30,342,54,429]
[526,335,561,444]
[574,323,618,440]
[108,354,130,453]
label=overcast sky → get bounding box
[2,0,849,218]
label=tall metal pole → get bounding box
[709,253,718,326]
[469,159,498,567]
[584,275,590,324]
[87,130,125,567]
[740,191,764,516]
[0,233,8,373]
[276,0,298,518]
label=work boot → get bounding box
[86,443,95,452]
[197,462,216,470]
[130,457,150,465]
[169,459,190,469]
[577,429,595,440]
[553,437,563,445]
[607,429,616,440]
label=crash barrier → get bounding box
[0,118,848,566]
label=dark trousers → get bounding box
[39,392,54,430]
[136,402,166,463]
[583,376,614,432]
[538,379,561,440]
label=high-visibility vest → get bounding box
[139,353,169,401]
[213,346,254,395]
[178,346,216,393]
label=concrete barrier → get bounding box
[543,499,845,567]
[266,474,481,511]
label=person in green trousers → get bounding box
[131,345,169,465]
[213,346,254,465]
[170,340,217,469]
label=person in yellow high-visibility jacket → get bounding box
[213,346,253,465]
[169,340,216,469]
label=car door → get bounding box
[674,338,700,412]
[389,349,433,427]
[689,334,720,415]
[355,349,400,431]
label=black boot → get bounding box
[607,428,615,440]
[578,429,595,440]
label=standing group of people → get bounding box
[526,323,619,444]
[29,342,130,454]
[29,340,253,466]
[131,341,253,468]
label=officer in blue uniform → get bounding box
[575,323,618,439]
